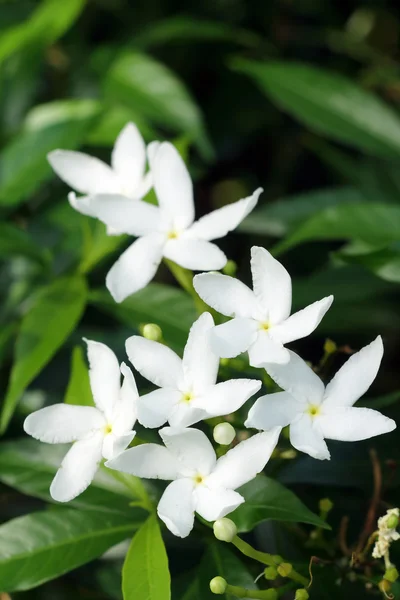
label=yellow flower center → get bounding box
[259,321,270,331]
[104,424,113,434]
[193,474,204,485]
[181,391,194,403]
[307,405,320,417]
[167,230,178,239]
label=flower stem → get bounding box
[225,584,278,599]
[232,536,309,587]
[164,259,209,314]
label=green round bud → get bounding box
[387,514,399,529]
[319,498,334,513]
[213,518,237,542]
[379,579,391,594]
[210,577,227,594]
[295,590,309,600]
[264,566,278,580]
[222,260,237,277]
[280,449,297,459]
[385,567,399,583]
[277,563,293,577]
[272,555,284,564]
[141,323,162,342]
[220,358,230,367]
[213,423,236,445]
[324,339,337,355]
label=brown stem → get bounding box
[338,516,352,557]
[355,448,382,555]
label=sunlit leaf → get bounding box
[64,345,93,406]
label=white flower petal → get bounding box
[102,431,136,460]
[250,246,292,324]
[182,312,218,394]
[137,389,181,429]
[167,404,208,429]
[248,331,290,367]
[24,404,105,444]
[50,431,104,502]
[208,429,280,490]
[147,141,161,168]
[106,443,181,479]
[106,234,164,302]
[136,171,153,198]
[289,415,330,460]
[211,319,259,358]
[153,142,194,229]
[187,188,262,241]
[195,379,262,417]
[195,487,244,521]
[157,478,195,538]
[111,363,138,435]
[126,335,182,388]
[318,407,396,441]
[245,391,301,430]
[272,296,333,345]
[265,350,325,405]
[85,339,121,420]
[323,336,384,408]
[111,122,146,196]
[164,239,226,271]
[159,427,216,476]
[48,150,118,195]
[193,273,258,318]
[68,192,95,217]
[88,195,160,236]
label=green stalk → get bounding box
[164,259,210,315]
[225,585,278,599]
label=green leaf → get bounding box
[0,508,142,592]
[1,275,87,433]
[230,474,329,532]
[0,438,145,515]
[0,99,102,208]
[198,543,257,600]
[272,202,400,255]
[104,51,212,158]
[64,345,93,406]
[239,186,367,237]
[122,514,170,600]
[335,241,400,283]
[233,60,400,159]
[89,283,196,351]
[0,223,48,264]
[79,221,128,275]
[0,0,85,66]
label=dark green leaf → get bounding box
[104,51,212,158]
[239,186,367,237]
[89,283,196,351]
[79,221,128,275]
[233,60,400,158]
[1,275,87,432]
[0,223,49,264]
[335,242,400,283]
[198,543,258,600]
[230,474,329,532]
[0,99,102,208]
[0,508,141,592]
[64,345,94,406]
[122,514,170,600]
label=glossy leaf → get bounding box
[64,345,94,406]
[230,474,329,532]
[104,51,212,158]
[1,276,87,432]
[198,543,257,600]
[0,508,141,592]
[335,242,400,283]
[0,99,102,207]
[89,283,196,351]
[122,514,170,600]
[233,60,400,158]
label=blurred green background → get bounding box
[1,0,400,598]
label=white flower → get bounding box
[193,246,333,367]
[373,508,400,560]
[48,122,152,225]
[88,142,262,302]
[106,426,280,537]
[23,340,138,502]
[126,312,261,429]
[245,336,396,460]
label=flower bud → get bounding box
[295,590,309,600]
[213,423,236,445]
[210,577,227,594]
[385,567,399,583]
[277,563,293,577]
[223,260,237,277]
[264,566,278,580]
[213,518,237,542]
[141,323,162,342]
[379,579,391,594]
[387,514,399,529]
[319,498,334,514]
[272,554,284,563]
[279,449,297,459]
[324,339,337,355]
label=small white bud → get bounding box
[213,518,237,542]
[141,323,162,342]
[213,422,235,445]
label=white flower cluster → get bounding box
[24,123,396,538]
[373,508,400,562]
